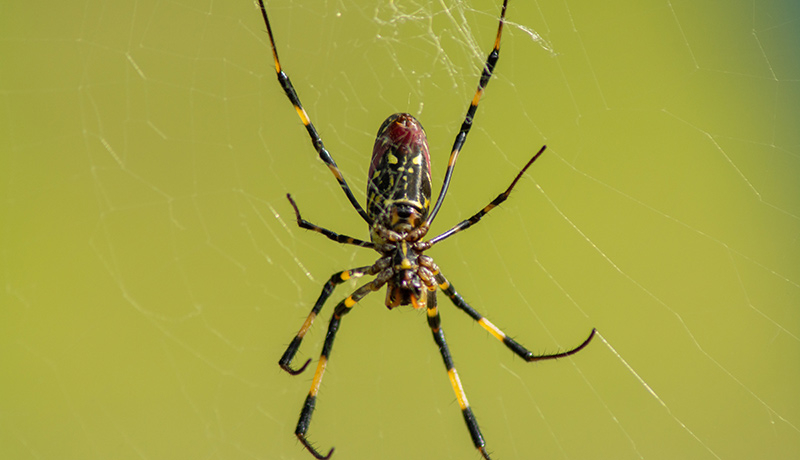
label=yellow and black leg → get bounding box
[286,194,374,248]
[256,0,372,226]
[436,271,596,361]
[279,264,386,374]
[425,289,492,459]
[293,272,391,459]
[428,145,547,245]
[426,0,510,226]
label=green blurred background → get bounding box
[2,1,799,459]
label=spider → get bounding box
[258,1,596,458]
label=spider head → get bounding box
[367,113,432,239]
[384,241,427,310]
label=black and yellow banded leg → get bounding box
[257,0,372,226]
[286,194,374,248]
[428,145,546,246]
[279,264,385,375]
[426,0,509,226]
[436,272,596,361]
[425,290,491,459]
[294,272,391,459]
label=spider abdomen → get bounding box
[367,113,432,235]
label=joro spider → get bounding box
[259,0,595,458]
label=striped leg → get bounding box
[279,263,387,375]
[257,0,372,226]
[426,0,509,226]
[436,271,596,361]
[428,145,546,246]
[287,194,374,248]
[294,272,391,459]
[426,289,491,459]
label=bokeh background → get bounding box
[2,1,799,459]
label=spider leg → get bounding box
[279,262,387,375]
[426,0,509,226]
[428,145,546,246]
[436,271,596,361]
[294,271,391,459]
[287,194,374,248]
[425,289,491,460]
[257,0,372,226]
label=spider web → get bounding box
[2,1,799,459]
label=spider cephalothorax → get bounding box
[259,0,596,458]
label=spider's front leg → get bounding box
[435,270,596,361]
[293,269,392,459]
[423,266,593,460]
[279,260,388,374]
[424,288,492,459]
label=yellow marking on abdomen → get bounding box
[344,296,357,308]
